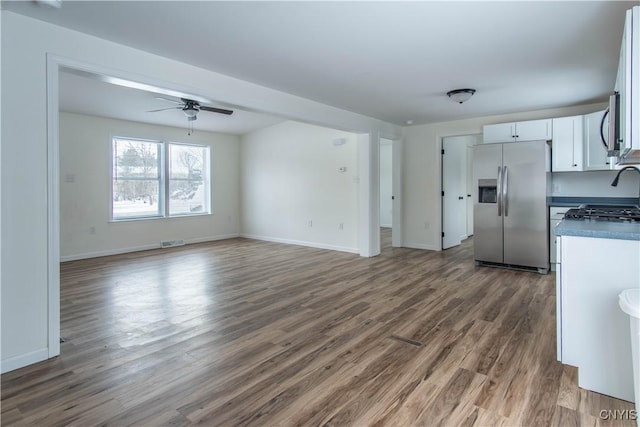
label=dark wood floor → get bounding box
[1,229,635,426]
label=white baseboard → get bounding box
[60,233,240,262]
[403,242,440,251]
[185,234,240,244]
[240,234,359,254]
[1,348,49,374]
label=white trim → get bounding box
[437,135,444,251]
[1,348,49,374]
[357,133,381,257]
[380,223,392,228]
[240,234,359,254]
[403,242,440,251]
[60,234,240,262]
[391,138,403,248]
[185,234,239,244]
[46,55,61,358]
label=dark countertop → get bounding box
[548,196,639,207]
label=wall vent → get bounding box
[161,239,185,248]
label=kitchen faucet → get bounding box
[611,166,640,206]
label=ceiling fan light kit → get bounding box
[148,97,233,120]
[446,88,476,104]
[147,96,233,135]
[183,105,199,119]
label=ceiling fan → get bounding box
[148,97,233,121]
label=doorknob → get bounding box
[458,196,464,200]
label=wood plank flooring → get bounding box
[1,229,636,426]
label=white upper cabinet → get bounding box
[483,123,515,143]
[583,110,613,171]
[516,119,553,142]
[618,6,639,159]
[483,119,552,143]
[552,115,583,172]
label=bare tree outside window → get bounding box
[111,137,210,220]
[112,139,162,219]
[169,144,209,216]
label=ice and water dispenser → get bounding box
[478,179,497,204]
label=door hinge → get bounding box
[442,232,445,237]
[441,149,445,155]
[442,191,444,197]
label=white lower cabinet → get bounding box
[558,235,639,401]
[549,207,571,269]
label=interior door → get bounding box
[473,143,503,263]
[442,136,468,249]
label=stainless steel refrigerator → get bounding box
[473,140,550,274]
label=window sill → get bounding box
[109,212,213,223]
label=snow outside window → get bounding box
[111,137,211,220]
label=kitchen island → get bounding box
[555,219,640,402]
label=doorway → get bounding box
[441,134,480,249]
[379,138,393,250]
[379,137,402,252]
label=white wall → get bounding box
[0,11,401,371]
[240,121,359,253]
[402,102,613,251]
[552,170,637,197]
[379,140,393,227]
[60,112,240,260]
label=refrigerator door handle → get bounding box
[497,166,503,217]
[503,166,509,217]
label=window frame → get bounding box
[166,141,211,218]
[110,136,212,222]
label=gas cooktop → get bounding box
[564,204,640,222]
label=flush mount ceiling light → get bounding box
[447,88,476,104]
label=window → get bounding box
[111,137,210,220]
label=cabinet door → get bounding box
[552,116,583,171]
[583,111,612,170]
[515,119,552,141]
[483,123,514,143]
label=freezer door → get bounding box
[502,140,549,269]
[473,144,503,263]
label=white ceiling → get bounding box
[5,1,637,127]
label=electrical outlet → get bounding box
[308,220,313,227]
[339,223,344,230]
[89,226,96,235]
[424,221,430,229]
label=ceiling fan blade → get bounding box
[154,96,184,105]
[199,106,234,115]
[147,107,181,113]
